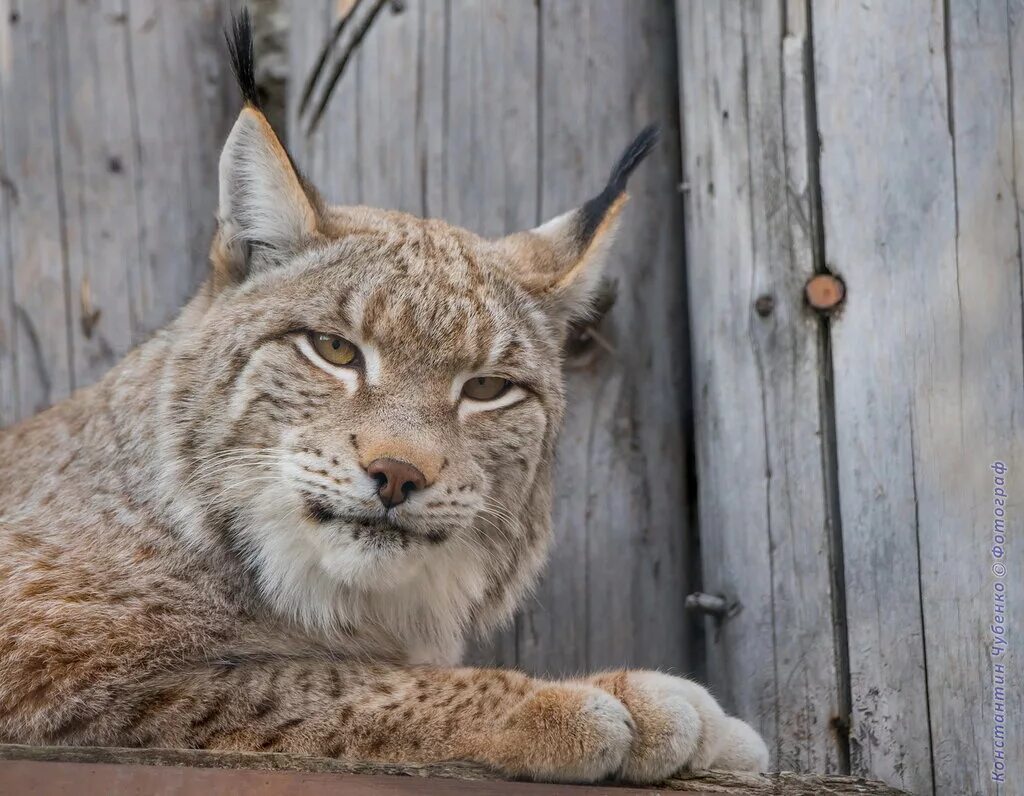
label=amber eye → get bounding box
[309,332,359,366]
[462,376,511,402]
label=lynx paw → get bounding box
[489,683,634,782]
[590,671,768,782]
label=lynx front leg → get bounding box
[176,664,764,783]
[16,659,762,784]
[15,659,631,782]
[189,664,637,783]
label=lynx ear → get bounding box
[215,10,320,284]
[499,126,658,322]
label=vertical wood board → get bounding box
[677,0,846,772]
[813,1,960,791]
[0,0,235,424]
[933,2,1024,793]
[0,0,74,421]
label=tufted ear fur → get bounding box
[499,126,659,323]
[214,10,321,286]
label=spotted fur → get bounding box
[0,11,767,782]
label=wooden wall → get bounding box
[3,1,1021,794]
[0,0,236,426]
[289,0,697,679]
[679,1,1024,793]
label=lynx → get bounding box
[0,12,767,783]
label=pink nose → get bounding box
[366,458,427,508]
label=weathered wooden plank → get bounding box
[812,2,950,792]
[936,3,1024,793]
[0,0,235,424]
[292,0,445,218]
[444,0,538,238]
[286,0,333,194]
[56,0,142,388]
[0,2,17,428]
[353,1,423,214]
[417,0,446,221]
[676,0,774,728]
[125,0,235,337]
[677,0,845,773]
[523,0,691,677]
[600,0,692,676]
[774,4,849,775]
[1001,3,1024,791]
[442,0,540,668]
[0,744,913,795]
[0,0,74,420]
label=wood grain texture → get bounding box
[58,0,142,388]
[288,0,338,191]
[812,2,938,786]
[288,0,695,679]
[352,0,423,214]
[124,0,236,337]
[931,2,1024,793]
[0,0,74,421]
[0,0,235,422]
[0,745,913,795]
[444,0,538,238]
[676,0,845,774]
[809,1,1024,793]
[0,2,17,428]
[527,0,692,679]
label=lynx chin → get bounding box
[0,10,767,783]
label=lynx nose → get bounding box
[366,458,427,508]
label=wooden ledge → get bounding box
[0,744,909,794]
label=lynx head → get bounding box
[166,11,656,645]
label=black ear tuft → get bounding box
[578,124,660,243]
[226,8,261,109]
[606,124,660,196]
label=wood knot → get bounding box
[805,273,845,313]
[753,294,775,317]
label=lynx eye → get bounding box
[462,376,511,402]
[309,332,359,366]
